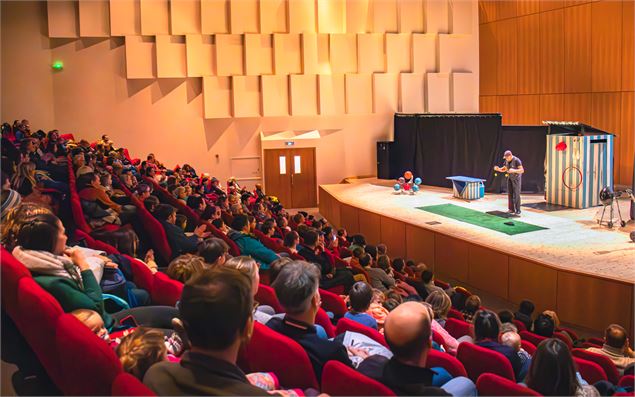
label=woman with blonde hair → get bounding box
[425,290,472,354]
[224,256,277,324]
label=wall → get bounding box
[1,0,479,193]
[478,0,634,186]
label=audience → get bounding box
[196,237,229,267]
[365,254,396,292]
[166,254,206,284]
[228,214,279,269]
[533,313,555,338]
[345,281,378,330]
[586,324,635,375]
[461,295,481,323]
[154,204,209,256]
[514,300,535,331]
[297,228,354,293]
[118,327,168,380]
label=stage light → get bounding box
[52,60,64,70]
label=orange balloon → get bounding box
[404,171,413,180]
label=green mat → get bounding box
[417,204,548,236]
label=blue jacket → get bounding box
[228,230,278,268]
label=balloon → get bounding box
[414,177,422,185]
[403,183,411,191]
[412,184,420,192]
[393,184,401,191]
[404,171,413,180]
[398,177,405,184]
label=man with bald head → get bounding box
[587,324,635,375]
[358,302,476,396]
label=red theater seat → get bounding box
[521,339,537,356]
[151,272,183,306]
[457,342,516,382]
[335,317,388,348]
[315,307,336,338]
[554,331,574,350]
[319,288,347,318]
[201,221,241,256]
[111,372,156,396]
[255,284,284,313]
[574,357,608,384]
[321,360,396,396]
[448,308,465,321]
[572,348,620,384]
[445,318,473,339]
[512,319,527,332]
[476,373,541,396]
[427,349,468,378]
[520,330,547,346]
[618,375,634,388]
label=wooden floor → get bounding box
[319,179,635,335]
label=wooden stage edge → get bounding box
[319,186,634,336]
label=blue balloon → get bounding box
[393,184,401,191]
[412,184,420,192]
[414,177,422,185]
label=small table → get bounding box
[446,176,486,200]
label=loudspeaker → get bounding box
[377,141,391,179]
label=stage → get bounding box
[319,179,635,334]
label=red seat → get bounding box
[521,339,537,356]
[201,220,241,256]
[572,348,620,384]
[618,375,634,388]
[75,229,120,255]
[520,330,547,347]
[554,331,574,350]
[580,341,603,349]
[255,284,284,313]
[1,247,32,304]
[574,357,608,384]
[476,373,541,396]
[59,133,75,141]
[238,322,319,389]
[334,317,388,348]
[67,158,93,233]
[319,288,347,318]
[588,337,605,346]
[321,360,396,396]
[432,330,446,347]
[151,272,183,306]
[427,349,468,378]
[326,285,346,295]
[111,372,156,396]
[556,327,579,342]
[445,317,473,339]
[315,307,336,338]
[512,319,527,332]
[124,255,155,295]
[434,279,450,290]
[448,308,465,321]
[457,342,516,382]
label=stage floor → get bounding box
[322,179,635,283]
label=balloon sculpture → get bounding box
[393,171,422,195]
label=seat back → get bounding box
[75,229,120,255]
[618,375,634,388]
[255,284,284,313]
[427,349,468,378]
[67,158,92,233]
[512,319,527,332]
[151,272,183,306]
[556,327,579,342]
[335,317,388,348]
[124,255,155,295]
[574,357,608,384]
[445,317,473,339]
[457,342,516,382]
[447,308,465,321]
[111,372,156,396]
[143,176,200,227]
[315,307,336,338]
[476,373,541,396]
[554,331,573,350]
[321,360,396,396]
[521,339,537,356]
[238,322,319,389]
[319,288,347,318]
[1,247,32,304]
[201,221,241,256]
[520,330,547,346]
[572,348,620,384]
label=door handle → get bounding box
[291,173,294,187]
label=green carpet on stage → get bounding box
[417,204,548,236]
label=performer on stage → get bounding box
[494,150,524,215]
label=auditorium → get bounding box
[1,0,634,395]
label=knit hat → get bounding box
[1,189,22,220]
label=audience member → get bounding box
[345,282,378,330]
[473,310,525,381]
[117,328,168,380]
[586,324,635,375]
[498,309,514,324]
[297,228,354,293]
[197,238,229,267]
[500,331,532,378]
[154,204,209,256]
[364,254,396,292]
[461,295,481,323]
[514,300,535,331]
[426,291,467,354]
[224,256,275,324]
[533,313,555,338]
[166,254,206,284]
[228,214,278,268]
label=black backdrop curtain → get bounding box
[390,114,502,192]
[496,125,547,193]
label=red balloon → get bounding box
[403,183,411,191]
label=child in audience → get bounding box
[211,218,229,234]
[283,231,299,254]
[72,309,110,342]
[498,309,515,324]
[500,330,532,374]
[367,289,389,330]
[377,243,387,256]
[345,282,378,330]
[533,313,555,337]
[337,228,349,248]
[175,214,188,231]
[461,294,481,323]
[514,299,535,331]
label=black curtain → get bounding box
[497,126,548,194]
[390,114,502,192]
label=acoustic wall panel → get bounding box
[452,72,476,112]
[372,0,398,33]
[201,0,229,33]
[494,18,517,95]
[79,0,110,37]
[357,33,385,73]
[539,9,564,94]
[412,34,436,73]
[245,34,274,75]
[170,0,201,35]
[125,35,156,79]
[426,0,449,34]
[400,73,425,113]
[563,3,591,93]
[496,95,518,124]
[330,34,358,74]
[260,0,287,33]
[156,35,187,78]
[230,0,260,34]
[515,95,541,125]
[562,93,592,125]
[479,22,497,95]
[302,33,331,74]
[619,92,634,185]
[517,13,540,94]
[345,74,373,114]
[48,1,79,38]
[623,0,634,91]
[186,35,216,76]
[274,34,303,74]
[288,0,316,33]
[110,0,141,36]
[317,0,346,33]
[318,74,346,115]
[261,75,289,116]
[232,76,261,117]
[398,0,424,33]
[372,73,399,114]
[386,33,411,73]
[591,1,622,92]
[450,0,473,35]
[140,0,169,35]
[427,73,450,112]
[479,95,497,114]
[539,94,564,122]
[290,74,318,116]
[216,34,244,76]
[203,76,232,118]
[346,0,370,33]
[439,34,473,74]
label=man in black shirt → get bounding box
[494,150,524,216]
[297,228,354,293]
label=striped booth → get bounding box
[446,176,486,200]
[544,122,614,209]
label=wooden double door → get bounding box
[263,148,317,208]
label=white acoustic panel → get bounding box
[230,0,259,34]
[439,34,473,73]
[425,0,449,34]
[386,33,411,72]
[201,0,229,33]
[346,0,370,33]
[373,73,399,114]
[452,72,476,112]
[261,75,289,116]
[290,74,318,116]
[79,0,110,37]
[156,35,187,78]
[216,34,244,76]
[245,34,274,75]
[450,0,473,35]
[48,1,79,38]
[140,0,169,35]
[274,34,303,74]
[398,0,424,33]
[125,35,156,79]
[357,33,385,73]
[110,0,141,36]
[288,0,316,33]
[203,76,232,118]
[400,73,425,113]
[427,73,451,112]
[345,74,373,114]
[330,34,358,74]
[186,35,216,77]
[260,0,287,33]
[302,33,332,74]
[317,0,346,33]
[232,76,261,117]
[412,34,436,73]
[318,74,346,115]
[170,0,201,34]
[372,0,398,33]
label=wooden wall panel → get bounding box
[508,258,557,314]
[479,23,497,96]
[539,94,564,122]
[517,14,540,94]
[110,0,141,36]
[592,92,623,181]
[495,19,518,95]
[562,93,592,124]
[203,76,232,118]
[245,34,274,76]
[622,0,634,91]
[620,92,634,187]
[125,36,156,79]
[426,0,449,34]
[288,0,316,33]
[398,0,424,33]
[564,4,592,93]
[515,95,541,125]
[516,0,540,17]
[412,34,436,73]
[260,0,288,33]
[435,235,468,282]
[427,73,451,113]
[345,74,373,114]
[478,0,496,23]
[140,0,169,35]
[405,225,435,269]
[215,34,244,76]
[329,195,341,229]
[274,34,302,74]
[261,75,289,116]
[371,0,398,33]
[318,74,346,115]
[539,9,564,94]
[156,35,187,78]
[479,95,497,113]
[79,0,110,37]
[372,73,399,114]
[232,76,261,117]
[201,0,229,33]
[317,0,346,33]
[357,209,381,244]
[357,34,385,73]
[380,217,406,259]
[386,34,411,73]
[400,73,425,113]
[290,74,318,116]
[330,34,358,74]
[495,0,516,20]
[591,0,623,92]
[48,0,79,38]
[557,272,633,333]
[170,0,201,35]
[186,35,215,77]
[497,95,518,125]
[468,245,509,300]
[230,0,260,34]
